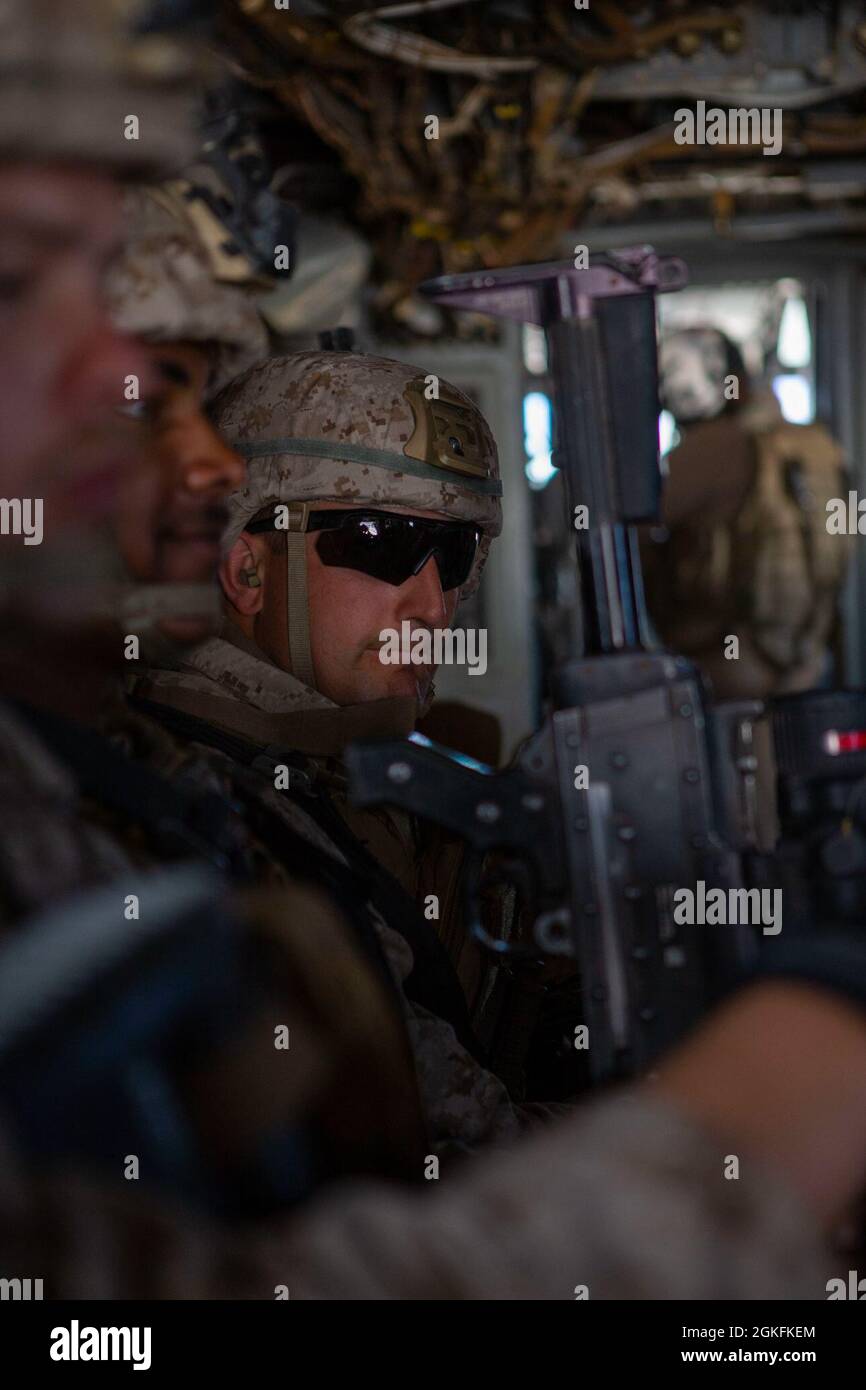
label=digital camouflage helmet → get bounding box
[106,183,269,400]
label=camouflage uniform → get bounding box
[0,1086,829,1299]
[122,644,540,1155]
[277,1089,829,1300]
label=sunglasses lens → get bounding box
[316,515,413,584]
[435,527,479,590]
[315,515,479,589]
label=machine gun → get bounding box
[346,250,830,1087]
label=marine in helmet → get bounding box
[210,351,501,709]
[125,349,556,1147]
[106,181,266,649]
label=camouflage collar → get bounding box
[134,634,419,759]
[183,629,335,717]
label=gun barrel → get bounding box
[576,524,653,654]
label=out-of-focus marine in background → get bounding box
[642,325,851,700]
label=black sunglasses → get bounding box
[247,508,481,591]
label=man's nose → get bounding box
[398,553,447,626]
[178,416,247,495]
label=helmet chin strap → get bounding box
[417,680,436,719]
[285,529,317,690]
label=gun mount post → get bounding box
[421,251,687,655]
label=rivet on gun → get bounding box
[574,816,588,831]
[679,703,693,718]
[639,1007,656,1022]
[387,761,413,784]
[476,801,501,824]
[683,767,700,784]
[617,824,636,842]
[610,751,628,770]
[624,884,643,900]
[591,985,607,1001]
[565,733,580,748]
[632,945,649,959]
[521,793,544,812]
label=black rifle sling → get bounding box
[11,701,251,880]
[131,697,487,1066]
[11,700,404,1014]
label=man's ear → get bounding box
[219,533,266,616]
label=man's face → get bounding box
[116,340,247,643]
[305,503,461,704]
[224,502,461,706]
[660,330,729,425]
[0,164,153,511]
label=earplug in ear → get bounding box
[240,569,261,589]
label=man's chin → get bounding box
[331,651,434,707]
[377,665,433,704]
